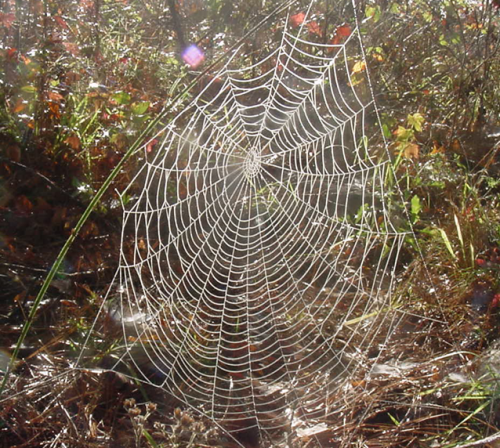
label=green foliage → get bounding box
[410,194,422,223]
[1,0,500,446]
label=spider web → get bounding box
[102,1,409,443]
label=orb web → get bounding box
[106,1,409,443]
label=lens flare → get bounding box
[182,44,204,68]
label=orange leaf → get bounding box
[14,292,27,303]
[19,54,31,64]
[330,24,351,46]
[290,12,305,28]
[12,98,26,113]
[48,102,60,118]
[402,142,420,159]
[337,23,352,37]
[48,91,64,102]
[65,134,81,150]
[430,141,445,154]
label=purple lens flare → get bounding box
[182,44,205,68]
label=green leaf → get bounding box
[21,85,37,93]
[394,126,413,142]
[422,11,433,23]
[132,101,150,115]
[112,91,131,105]
[407,113,424,132]
[411,195,422,222]
[142,429,159,448]
[365,5,381,22]
[389,3,400,14]
[438,228,457,260]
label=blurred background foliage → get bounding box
[1,0,500,446]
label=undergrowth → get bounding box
[1,0,500,447]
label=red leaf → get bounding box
[290,12,305,28]
[492,294,500,308]
[6,48,17,61]
[331,24,351,45]
[337,24,352,37]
